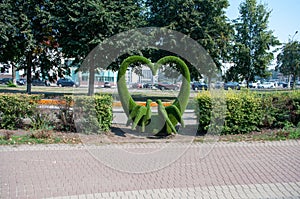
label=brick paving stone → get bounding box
[1,140,300,198]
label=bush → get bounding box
[260,91,300,128]
[0,93,113,133]
[195,90,300,135]
[73,94,113,134]
[0,94,41,129]
[224,90,262,134]
[94,94,113,132]
[56,96,75,132]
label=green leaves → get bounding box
[196,90,300,135]
[0,94,41,129]
[226,0,280,85]
[145,0,232,79]
[276,41,300,89]
[118,55,190,136]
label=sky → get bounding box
[226,0,300,43]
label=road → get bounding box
[1,140,300,198]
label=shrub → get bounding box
[195,90,300,135]
[94,94,113,132]
[0,94,41,129]
[73,94,113,134]
[56,96,75,132]
[30,109,55,131]
[224,90,262,134]
[260,91,300,128]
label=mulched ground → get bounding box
[0,126,298,145]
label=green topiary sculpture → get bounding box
[117,55,190,136]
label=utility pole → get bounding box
[287,31,298,89]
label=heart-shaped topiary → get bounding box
[117,55,190,136]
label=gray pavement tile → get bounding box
[1,141,300,198]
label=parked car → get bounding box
[131,82,143,88]
[224,82,241,90]
[32,79,50,86]
[192,82,208,91]
[143,83,153,89]
[17,78,26,85]
[213,81,224,89]
[155,82,179,90]
[0,78,12,85]
[258,82,274,89]
[104,81,111,88]
[57,78,77,87]
[278,82,288,88]
[249,82,258,88]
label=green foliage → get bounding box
[276,40,300,89]
[56,96,75,132]
[7,81,17,87]
[145,0,233,77]
[195,90,300,135]
[0,94,41,129]
[94,94,113,132]
[117,55,190,136]
[30,110,54,131]
[0,0,64,93]
[224,90,262,134]
[53,0,145,95]
[0,93,113,133]
[226,0,280,85]
[74,94,113,133]
[195,91,213,135]
[260,91,300,128]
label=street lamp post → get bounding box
[287,31,298,88]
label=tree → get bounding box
[54,0,146,95]
[0,0,67,93]
[276,41,300,89]
[226,0,279,87]
[145,0,233,80]
[0,1,24,85]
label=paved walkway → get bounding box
[1,140,300,198]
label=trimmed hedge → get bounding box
[73,94,113,133]
[0,94,41,129]
[195,90,300,135]
[0,93,113,133]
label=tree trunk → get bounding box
[292,74,296,90]
[11,63,16,85]
[26,52,32,94]
[88,68,95,96]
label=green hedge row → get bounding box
[73,95,113,133]
[0,93,113,133]
[195,90,300,135]
[0,94,41,129]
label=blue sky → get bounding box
[226,0,300,43]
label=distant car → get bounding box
[258,82,274,89]
[156,82,179,90]
[143,83,153,89]
[249,82,258,88]
[32,79,50,86]
[104,82,111,88]
[131,82,143,88]
[278,82,288,88]
[192,82,208,91]
[224,82,241,90]
[17,78,26,85]
[57,78,77,87]
[214,82,224,89]
[0,78,13,85]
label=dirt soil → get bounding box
[0,126,298,145]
